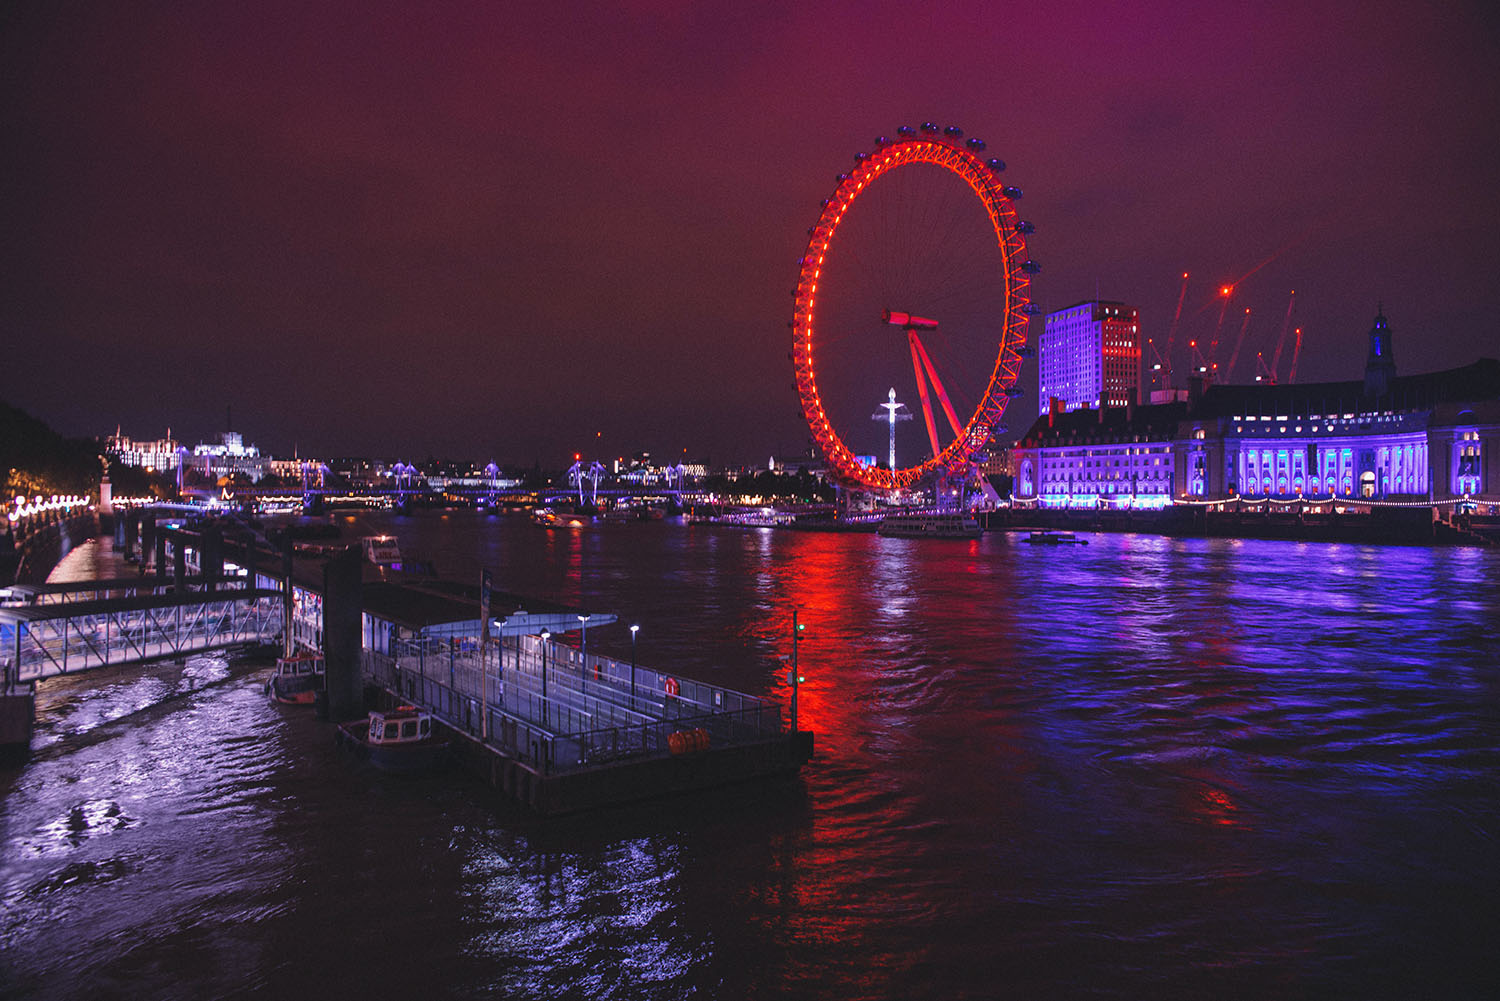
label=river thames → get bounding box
[3,514,1497,1000]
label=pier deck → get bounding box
[365,634,811,814]
[146,523,812,813]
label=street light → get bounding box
[539,628,551,727]
[578,612,592,693]
[629,624,639,707]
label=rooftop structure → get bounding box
[1013,310,1499,508]
[1038,301,1141,415]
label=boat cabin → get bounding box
[361,535,402,566]
[274,652,324,677]
[366,706,434,745]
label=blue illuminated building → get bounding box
[1038,301,1141,415]
[1012,310,1499,510]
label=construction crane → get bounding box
[1225,307,1252,383]
[1269,291,1296,383]
[1145,338,1170,392]
[1287,327,1305,383]
[1255,351,1276,384]
[1163,271,1188,388]
[1207,284,1233,369]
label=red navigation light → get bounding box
[1220,285,1233,297]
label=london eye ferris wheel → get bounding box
[791,123,1038,492]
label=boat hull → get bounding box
[265,673,320,704]
[335,720,451,774]
[879,514,982,539]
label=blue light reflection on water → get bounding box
[1,524,1497,1000]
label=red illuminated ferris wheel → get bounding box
[792,123,1037,491]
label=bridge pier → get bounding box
[123,508,140,562]
[321,545,363,721]
[154,524,168,580]
[200,526,223,593]
[0,685,35,764]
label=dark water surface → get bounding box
[3,516,1497,1000]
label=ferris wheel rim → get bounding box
[791,130,1033,491]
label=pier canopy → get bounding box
[358,579,615,641]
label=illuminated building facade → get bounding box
[1013,311,1499,509]
[190,431,271,483]
[1038,301,1141,415]
[104,428,182,472]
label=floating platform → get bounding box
[360,629,812,815]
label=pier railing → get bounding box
[361,635,786,775]
[3,590,283,684]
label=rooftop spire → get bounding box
[1364,306,1396,397]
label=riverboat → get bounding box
[360,535,402,566]
[264,652,325,704]
[532,507,592,528]
[1024,530,1088,545]
[335,705,450,773]
[878,511,983,539]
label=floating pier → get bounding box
[365,631,812,814]
[169,526,815,814]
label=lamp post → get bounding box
[578,612,591,693]
[790,608,803,733]
[629,624,639,708]
[539,628,551,727]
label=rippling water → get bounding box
[2,519,1497,1000]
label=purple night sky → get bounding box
[5,1,1498,466]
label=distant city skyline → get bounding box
[6,1,1498,465]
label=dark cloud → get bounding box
[5,0,1498,465]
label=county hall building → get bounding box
[1011,310,1498,510]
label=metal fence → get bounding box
[362,633,786,776]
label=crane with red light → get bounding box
[1270,291,1296,384]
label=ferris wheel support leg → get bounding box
[910,332,965,439]
[908,336,942,460]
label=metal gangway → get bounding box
[1,586,283,685]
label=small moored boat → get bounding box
[336,705,450,773]
[1024,530,1088,545]
[265,652,325,704]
